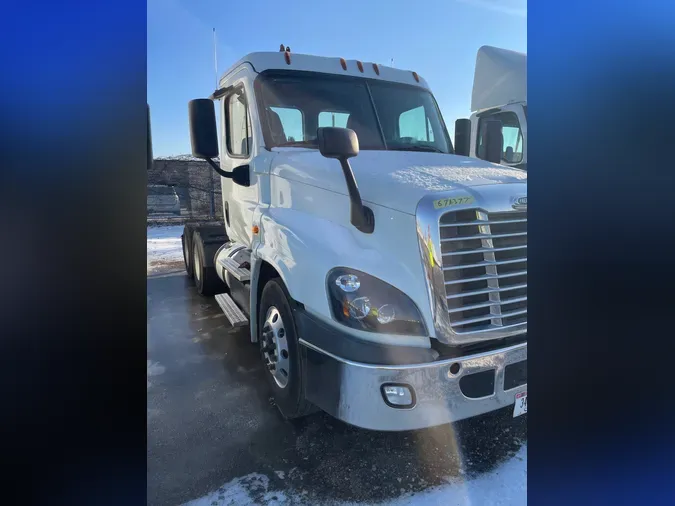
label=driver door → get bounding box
[219,67,260,246]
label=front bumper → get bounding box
[300,339,527,431]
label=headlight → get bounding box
[327,268,427,336]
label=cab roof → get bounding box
[218,51,430,90]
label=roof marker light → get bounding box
[357,60,364,73]
[372,63,380,75]
[412,71,420,82]
[340,58,347,70]
[284,51,291,65]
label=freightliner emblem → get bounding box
[512,196,527,210]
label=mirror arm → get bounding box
[205,158,230,178]
[338,158,374,234]
[205,158,250,187]
[316,126,373,233]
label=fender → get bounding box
[249,185,433,349]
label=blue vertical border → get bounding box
[528,1,675,504]
[0,1,148,504]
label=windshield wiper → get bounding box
[388,145,445,153]
[276,140,318,148]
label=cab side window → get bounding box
[226,88,252,157]
[477,111,523,163]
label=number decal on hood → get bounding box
[433,196,475,209]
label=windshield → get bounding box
[255,71,452,154]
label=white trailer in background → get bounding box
[455,46,527,170]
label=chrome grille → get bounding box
[439,209,527,333]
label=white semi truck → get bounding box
[181,48,527,431]
[455,46,527,170]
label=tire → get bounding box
[181,227,194,280]
[192,230,226,296]
[258,278,315,420]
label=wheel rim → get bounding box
[183,237,190,268]
[193,244,201,281]
[261,306,290,389]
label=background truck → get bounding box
[455,46,527,170]
[180,48,527,431]
[147,184,181,216]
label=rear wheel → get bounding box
[258,279,315,419]
[192,231,226,296]
[181,229,194,280]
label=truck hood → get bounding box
[270,149,527,215]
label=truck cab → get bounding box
[460,46,527,171]
[182,49,527,431]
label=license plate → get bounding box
[513,391,527,417]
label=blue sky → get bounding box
[148,0,526,156]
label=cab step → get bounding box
[218,256,251,282]
[215,293,248,327]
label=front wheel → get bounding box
[258,279,315,420]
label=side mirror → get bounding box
[316,127,373,234]
[188,98,250,187]
[454,118,471,157]
[484,119,503,164]
[231,165,250,187]
[317,127,359,159]
[188,99,219,159]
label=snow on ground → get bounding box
[382,445,526,506]
[155,154,219,162]
[183,445,526,506]
[147,225,185,275]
